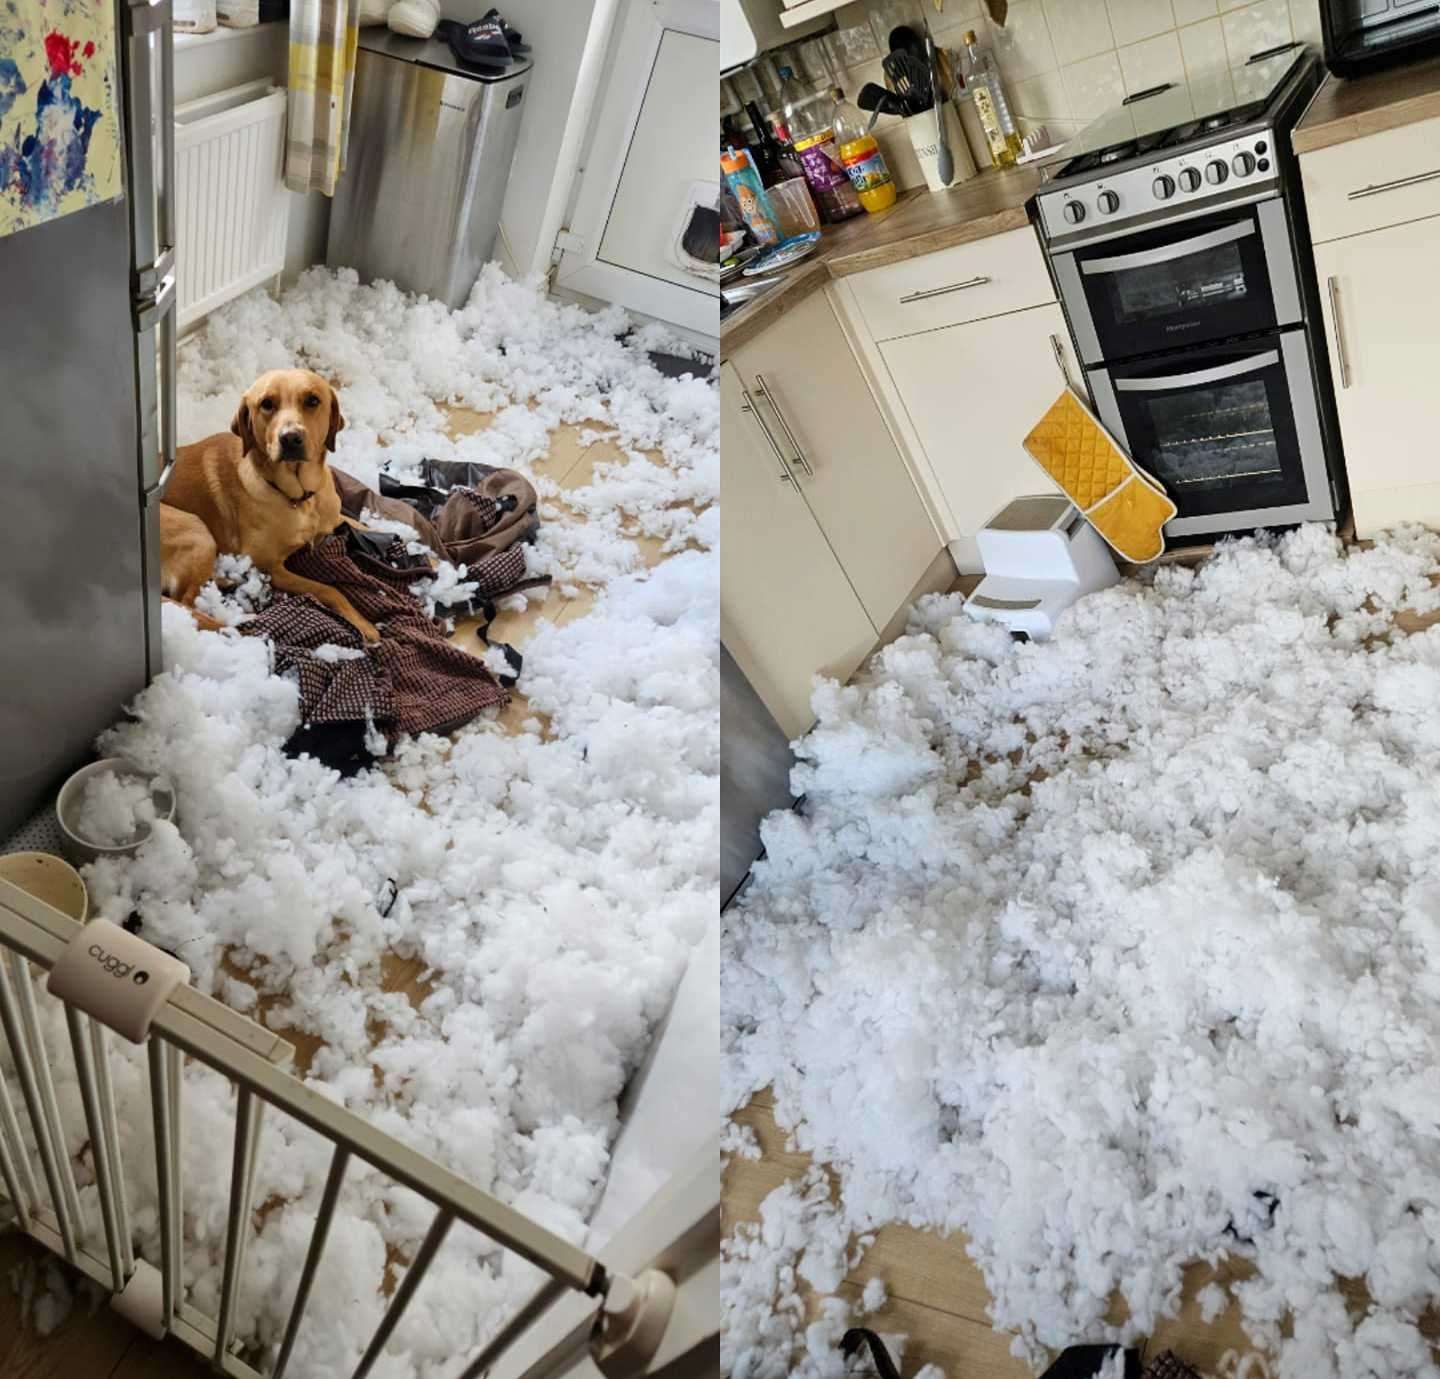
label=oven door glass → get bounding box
[1108,334,1310,519]
[1072,204,1283,361]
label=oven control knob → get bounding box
[1097,190,1120,214]
[1232,151,1256,177]
[1153,174,1175,200]
[1206,159,1229,185]
[1062,200,1086,224]
[1177,166,1202,192]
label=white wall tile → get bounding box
[1118,30,1186,92]
[1107,0,1176,46]
[1013,67,1072,120]
[1042,0,1114,62]
[1061,49,1126,117]
[1288,0,1323,46]
[1220,0,1292,62]
[1179,16,1228,76]
[986,0,1059,80]
[1173,0,1218,23]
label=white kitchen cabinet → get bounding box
[878,302,1076,570]
[727,290,941,630]
[720,362,878,740]
[1312,216,1440,537]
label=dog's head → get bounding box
[231,369,344,500]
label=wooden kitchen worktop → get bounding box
[721,165,1044,356]
[1291,52,1440,154]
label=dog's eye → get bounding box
[259,398,276,413]
[303,394,320,409]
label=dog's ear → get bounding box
[230,400,255,455]
[325,390,345,454]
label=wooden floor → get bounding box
[3,407,685,1373]
[723,552,1440,1378]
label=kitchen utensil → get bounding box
[882,50,932,114]
[906,102,974,190]
[922,24,953,186]
[888,24,923,55]
[857,81,907,129]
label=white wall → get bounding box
[173,23,331,279]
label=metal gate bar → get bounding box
[0,875,695,1379]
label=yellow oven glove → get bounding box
[1022,388,1178,564]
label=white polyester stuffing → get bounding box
[725,524,1440,1379]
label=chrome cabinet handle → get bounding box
[1049,334,1070,388]
[899,275,990,304]
[1348,167,1440,201]
[1326,275,1350,390]
[753,374,813,477]
[740,389,796,484]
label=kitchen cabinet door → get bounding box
[1313,219,1440,537]
[720,362,877,740]
[880,303,1073,570]
[729,291,940,628]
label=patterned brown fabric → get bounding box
[330,463,547,602]
[243,529,507,747]
[1141,1353,1201,1379]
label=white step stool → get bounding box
[964,495,1119,640]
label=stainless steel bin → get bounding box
[327,30,532,309]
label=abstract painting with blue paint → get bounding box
[0,0,122,237]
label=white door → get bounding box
[881,303,1076,571]
[721,362,878,739]
[1313,218,1440,536]
[554,0,720,340]
[730,291,941,627]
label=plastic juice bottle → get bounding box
[961,29,1023,168]
[833,98,896,213]
[780,75,863,224]
[720,147,779,246]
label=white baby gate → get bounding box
[174,79,290,330]
[0,877,717,1378]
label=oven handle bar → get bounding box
[1079,220,1255,276]
[1114,350,1279,392]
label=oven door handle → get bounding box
[1080,220,1256,276]
[1114,350,1279,392]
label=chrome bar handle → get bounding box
[899,275,989,304]
[754,373,813,477]
[1049,334,1070,388]
[740,389,796,485]
[1348,167,1440,201]
[1326,275,1350,390]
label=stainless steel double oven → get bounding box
[1049,185,1339,539]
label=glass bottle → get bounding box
[960,29,1023,168]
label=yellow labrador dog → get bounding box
[160,368,379,641]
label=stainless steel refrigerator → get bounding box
[0,0,176,840]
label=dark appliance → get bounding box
[1032,46,1345,543]
[1321,0,1440,77]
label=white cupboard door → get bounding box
[720,363,877,740]
[730,291,940,628]
[554,0,719,339]
[1313,221,1440,535]
[880,303,1072,571]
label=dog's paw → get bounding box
[357,619,382,643]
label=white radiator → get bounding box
[174,79,289,330]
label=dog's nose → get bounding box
[278,428,306,459]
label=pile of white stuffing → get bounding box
[724,524,1440,1379]
[16,266,716,1376]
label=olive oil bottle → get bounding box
[960,30,1023,169]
